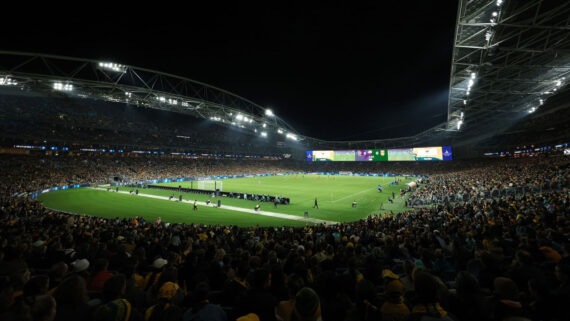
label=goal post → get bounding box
[196,180,223,191]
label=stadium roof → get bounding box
[447,0,570,136]
[1,0,568,149]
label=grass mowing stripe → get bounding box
[39,175,414,226]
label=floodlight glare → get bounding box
[468,79,474,87]
[261,132,267,137]
[236,114,244,121]
[286,133,297,141]
[556,80,562,86]
[492,11,498,17]
[496,0,503,6]
[265,109,274,116]
[98,61,126,73]
[0,77,17,86]
[262,123,267,128]
[471,73,476,79]
[53,82,73,91]
[277,129,284,134]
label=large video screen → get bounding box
[313,150,334,161]
[334,150,356,161]
[413,147,443,161]
[306,146,451,161]
[387,149,415,161]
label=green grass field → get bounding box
[38,175,412,227]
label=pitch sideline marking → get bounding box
[90,188,339,225]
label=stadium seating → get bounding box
[0,151,569,321]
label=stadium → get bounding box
[0,1,569,321]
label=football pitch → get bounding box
[38,175,414,227]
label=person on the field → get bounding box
[274,198,278,209]
[169,194,174,200]
[313,197,319,209]
[352,200,357,208]
[255,204,260,211]
[206,199,211,205]
[193,200,198,211]
[135,189,139,195]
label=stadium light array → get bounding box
[53,82,73,91]
[528,107,537,114]
[539,99,544,105]
[260,131,267,137]
[471,73,476,79]
[265,109,274,117]
[286,133,297,141]
[125,91,132,98]
[277,129,284,134]
[457,120,463,130]
[0,77,17,86]
[210,116,222,121]
[492,11,498,17]
[262,123,267,128]
[496,0,503,6]
[236,114,244,121]
[181,102,189,107]
[98,62,127,73]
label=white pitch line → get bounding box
[330,188,375,203]
[91,188,338,225]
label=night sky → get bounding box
[4,2,457,141]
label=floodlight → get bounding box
[492,11,498,17]
[468,79,474,87]
[53,82,73,91]
[243,116,249,122]
[265,109,274,116]
[98,61,126,73]
[0,77,17,86]
[556,80,562,86]
[277,129,284,134]
[261,132,267,137]
[125,91,132,98]
[286,133,297,141]
[539,99,544,105]
[181,102,189,107]
[457,120,463,130]
[236,114,244,121]
[466,91,470,95]
[496,0,503,6]
[463,100,467,105]
[471,73,476,79]
[262,123,267,128]
[460,112,464,118]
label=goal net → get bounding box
[196,180,223,191]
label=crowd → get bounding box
[0,152,569,321]
[0,93,292,156]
